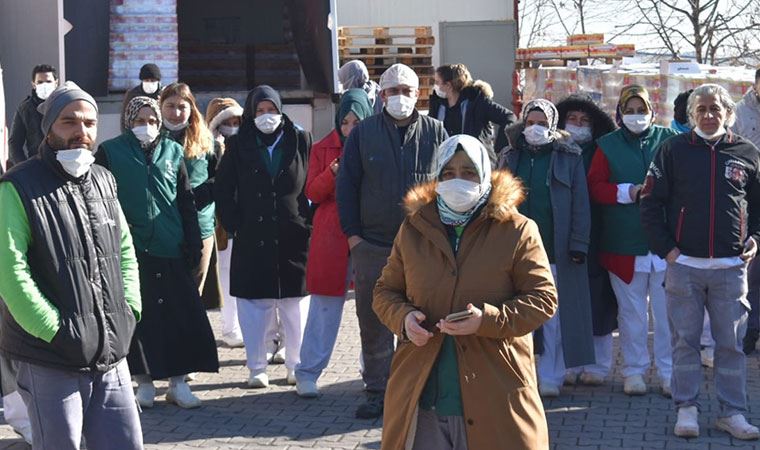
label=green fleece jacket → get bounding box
[0,181,141,343]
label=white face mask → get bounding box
[56,148,95,178]
[523,124,553,146]
[254,113,282,134]
[132,125,160,144]
[565,124,593,144]
[385,95,417,120]
[434,85,447,99]
[622,114,651,134]
[163,119,188,132]
[219,125,239,137]
[35,82,56,100]
[694,126,726,141]
[142,81,159,94]
[436,178,483,213]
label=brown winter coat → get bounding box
[373,171,558,450]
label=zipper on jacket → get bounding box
[675,207,686,243]
[740,205,746,243]
[709,144,717,258]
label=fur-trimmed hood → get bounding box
[403,170,525,223]
[555,94,617,140]
[462,80,494,100]
[503,122,582,155]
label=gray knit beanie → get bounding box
[37,81,98,136]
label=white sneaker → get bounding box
[272,347,286,365]
[716,414,760,440]
[184,372,198,381]
[223,334,245,348]
[700,347,714,368]
[135,382,156,408]
[539,383,560,398]
[166,382,202,409]
[248,371,269,388]
[623,375,647,396]
[286,368,297,385]
[563,372,579,386]
[661,379,672,398]
[13,425,32,444]
[296,380,319,398]
[674,406,699,438]
[579,372,605,386]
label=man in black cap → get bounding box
[120,62,163,132]
[0,81,143,450]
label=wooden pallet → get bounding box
[338,26,433,39]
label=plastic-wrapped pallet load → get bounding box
[109,0,178,91]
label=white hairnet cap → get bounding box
[379,64,419,91]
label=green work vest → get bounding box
[184,151,216,239]
[516,145,555,263]
[100,132,186,258]
[596,125,677,255]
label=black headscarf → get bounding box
[241,85,284,146]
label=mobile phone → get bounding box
[445,310,474,323]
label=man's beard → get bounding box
[47,133,94,151]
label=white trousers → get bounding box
[237,297,310,373]
[217,240,242,339]
[566,334,614,378]
[537,266,565,386]
[609,270,672,382]
[3,391,30,433]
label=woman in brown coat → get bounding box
[373,134,558,450]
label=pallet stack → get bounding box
[338,26,435,109]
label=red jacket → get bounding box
[305,130,350,296]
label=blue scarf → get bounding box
[671,119,691,134]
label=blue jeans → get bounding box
[665,262,748,417]
[295,294,347,383]
[15,358,143,450]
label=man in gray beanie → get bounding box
[0,81,144,449]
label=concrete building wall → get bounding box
[0,0,65,123]
[335,0,515,68]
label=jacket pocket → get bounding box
[675,207,686,243]
[106,304,137,362]
[51,313,99,368]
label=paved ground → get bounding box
[1,298,759,449]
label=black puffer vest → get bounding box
[0,145,136,372]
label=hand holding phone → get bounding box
[445,309,474,323]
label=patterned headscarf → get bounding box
[124,96,162,131]
[615,85,653,127]
[521,98,559,135]
[435,135,492,226]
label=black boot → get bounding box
[355,391,384,419]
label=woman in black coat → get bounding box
[215,85,312,389]
[429,63,517,164]
[555,93,618,386]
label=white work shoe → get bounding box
[716,414,760,440]
[286,368,297,385]
[166,382,202,409]
[184,372,198,381]
[539,383,560,398]
[579,372,605,386]
[563,372,579,386]
[272,347,286,364]
[13,425,32,445]
[135,382,156,408]
[222,333,245,348]
[623,375,647,396]
[674,406,699,438]
[701,347,714,368]
[296,380,319,398]
[248,371,269,388]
